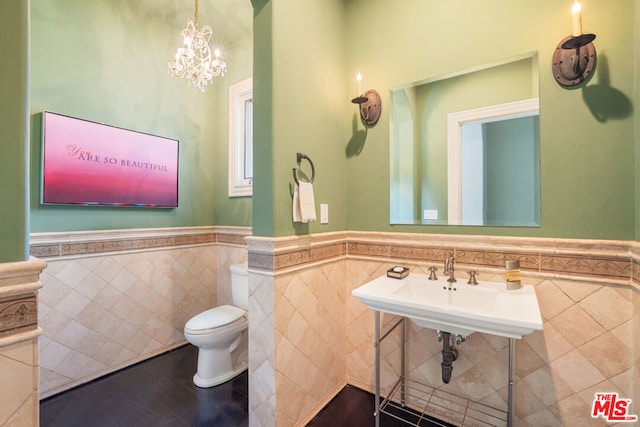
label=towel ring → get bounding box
[292,152,315,185]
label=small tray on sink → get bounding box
[387,266,409,279]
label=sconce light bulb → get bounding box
[571,0,582,36]
[572,1,581,14]
[214,48,221,58]
[356,72,362,96]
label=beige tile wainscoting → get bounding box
[32,226,250,399]
[0,257,47,426]
[633,246,640,427]
[246,232,640,427]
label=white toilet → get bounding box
[184,263,249,388]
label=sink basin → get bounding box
[352,273,543,338]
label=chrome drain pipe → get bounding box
[437,331,466,384]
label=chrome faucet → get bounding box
[443,252,456,283]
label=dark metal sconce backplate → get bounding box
[552,35,596,87]
[359,89,382,126]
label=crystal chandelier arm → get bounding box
[168,0,226,92]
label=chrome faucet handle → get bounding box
[428,266,438,280]
[467,270,478,285]
[445,252,456,283]
[443,252,453,272]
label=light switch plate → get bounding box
[423,209,438,220]
[320,204,328,224]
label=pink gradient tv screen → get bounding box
[41,111,179,207]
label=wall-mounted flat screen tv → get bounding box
[41,111,179,207]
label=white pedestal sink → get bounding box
[352,272,543,427]
[352,273,543,338]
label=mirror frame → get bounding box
[447,98,539,225]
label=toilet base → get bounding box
[193,364,247,388]
[191,331,248,388]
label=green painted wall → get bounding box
[252,0,348,236]
[251,1,275,236]
[343,0,635,239]
[635,0,640,241]
[0,0,29,262]
[212,4,254,227]
[29,0,252,232]
[14,0,639,240]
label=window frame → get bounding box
[228,77,253,197]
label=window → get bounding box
[228,78,253,197]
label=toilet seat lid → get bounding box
[185,305,247,331]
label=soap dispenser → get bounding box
[505,260,522,290]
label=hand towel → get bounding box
[293,184,302,222]
[298,182,317,223]
[292,182,317,223]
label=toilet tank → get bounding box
[230,263,249,310]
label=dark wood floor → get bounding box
[307,385,453,427]
[41,344,452,427]
[40,345,248,427]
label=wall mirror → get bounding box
[390,54,540,226]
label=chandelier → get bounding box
[168,0,226,92]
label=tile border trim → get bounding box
[248,231,640,286]
[0,327,42,348]
[0,294,38,337]
[30,226,251,260]
[0,257,46,344]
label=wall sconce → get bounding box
[351,73,382,126]
[552,1,597,87]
